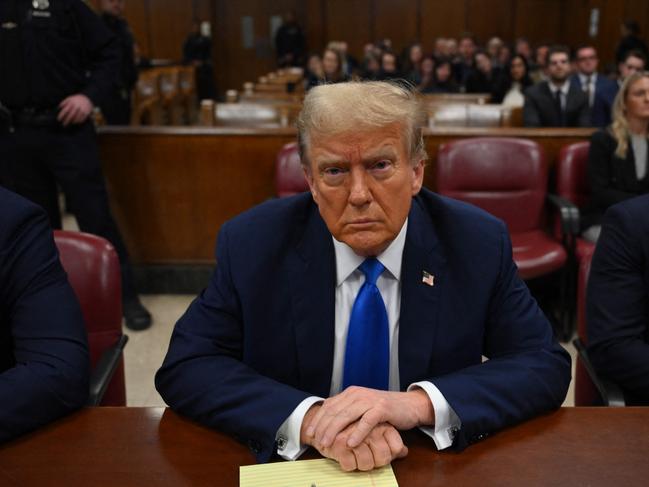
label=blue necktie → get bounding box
[342,258,389,390]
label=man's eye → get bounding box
[372,160,392,170]
[323,167,344,176]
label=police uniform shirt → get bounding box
[0,0,120,110]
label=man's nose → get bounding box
[348,167,371,206]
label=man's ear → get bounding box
[303,166,318,202]
[411,159,425,196]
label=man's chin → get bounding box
[340,233,391,257]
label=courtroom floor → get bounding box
[124,295,578,407]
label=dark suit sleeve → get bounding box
[0,205,89,442]
[431,226,571,449]
[523,90,542,127]
[588,131,638,210]
[587,203,649,402]
[577,97,591,127]
[72,0,121,106]
[155,223,311,462]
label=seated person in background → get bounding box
[427,57,459,94]
[465,50,502,94]
[570,45,618,126]
[491,54,533,106]
[376,51,402,82]
[523,45,590,127]
[486,37,504,68]
[304,53,324,90]
[402,43,423,85]
[529,43,549,83]
[416,56,436,93]
[583,71,649,242]
[587,194,649,405]
[156,81,570,471]
[306,48,350,90]
[592,50,646,127]
[0,187,89,442]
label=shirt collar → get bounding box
[549,80,570,95]
[579,72,597,84]
[333,218,408,286]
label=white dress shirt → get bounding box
[276,219,461,460]
[578,72,597,107]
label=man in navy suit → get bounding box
[570,45,619,126]
[587,194,649,405]
[591,50,646,127]
[156,81,570,471]
[0,187,89,442]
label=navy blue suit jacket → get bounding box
[0,187,89,442]
[156,189,570,462]
[587,194,649,405]
[570,74,618,127]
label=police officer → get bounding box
[98,0,137,125]
[0,0,152,330]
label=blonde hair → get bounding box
[610,71,649,158]
[296,81,428,167]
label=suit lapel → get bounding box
[287,202,336,397]
[398,196,447,388]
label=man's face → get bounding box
[548,52,571,83]
[459,38,475,61]
[101,0,124,17]
[619,55,645,81]
[576,47,598,76]
[382,54,397,73]
[305,125,424,257]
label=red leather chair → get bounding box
[54,230,128,406]
[572,244,625,406]
[437,137,568,280]
[556,141,596,262]
[276,142,309,197]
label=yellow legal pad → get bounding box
[240,458,399,487]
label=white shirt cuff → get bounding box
[408,381,461,450]
[275,396,324,460]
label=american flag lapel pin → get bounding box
[422,270,435,286]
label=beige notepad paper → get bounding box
[240,458,399,487]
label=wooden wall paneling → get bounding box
[193,0,213,22]
[148,0,195,61]
[123,0,152,58]
[513,0,563,47]
[323,0,373,60]
[465,0,515,45]
[560,0,591,53]
[373,0,420,52]
[597,0,628,65]
[419,0,466,51]
[304,0,326,56]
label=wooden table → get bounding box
[1,407,647,486]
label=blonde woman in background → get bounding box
[584,71,649,242]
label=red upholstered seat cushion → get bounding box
[511,230,567,280]
[557,141,591,209]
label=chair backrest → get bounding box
[53,230,126,406]
[276,142,309,197]
[437,137,548,232]
[575,243,600,406]
[557,141,591,208]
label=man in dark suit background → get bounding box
[524,45,590,127]
[156,81,570,471]
[587,194,649,405]
[570,45,618,126]
[592,50,646,127]
[0,187,89,442]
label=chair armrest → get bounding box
[87,334,129,407]
[573,338,626,407]
[547,193,580,236]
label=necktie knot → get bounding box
[359,258,385,286]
